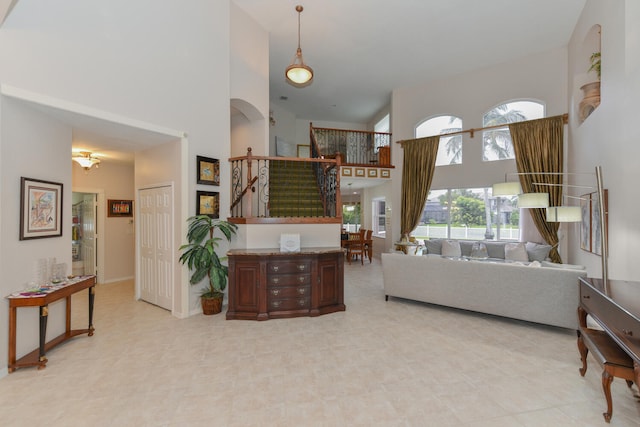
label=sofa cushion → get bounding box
[525,242,552,262]
[505,242,529,262]
[484,241,506,259]
[442,239,462,257]
[424,239,442,255]
[541,260,586,270]
[470,242,489,259]
[459,241,475,257]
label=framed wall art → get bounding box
[197,155,220,186]
[197,191,219,218]
[20,177,63,240]
[108,199,133,217]
[580,189,608,255]
[341,167,352,177]
[367,169,378,178]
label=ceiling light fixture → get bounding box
[285,5,313,88]
[72,151,101,171]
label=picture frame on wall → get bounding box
[580,193,591,252]
[20,177,63,240]
[197,191,219,218]
[107,199,133,217]
[197,155,220,186]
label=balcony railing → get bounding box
[310,123,391,167]
[229,148,342,224]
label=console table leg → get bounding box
[602,370,614,422]
[88,286,95,336]
[577,331,589,376]
[38,305,49,368]
[8,307,17,373]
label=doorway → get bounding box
[71,192,100,280]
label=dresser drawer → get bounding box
[267,273,311,287]
[268,296,310,311]
[267,260,311,275]
[267,285,310,299]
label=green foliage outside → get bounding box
[342,204,361,225]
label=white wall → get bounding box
[567,0,640,281]
[388,47,569,253]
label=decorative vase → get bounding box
[579,81,601,123]
[201,295,223,315]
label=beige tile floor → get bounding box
[1,260,639,426]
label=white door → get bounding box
[81,194,97,276]
[139,185,173,310]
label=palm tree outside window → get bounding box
[482,101,544,161]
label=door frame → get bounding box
[71,187,105,284]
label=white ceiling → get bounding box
[234,0,586,124]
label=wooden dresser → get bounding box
[226,247,345,320]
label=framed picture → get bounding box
[367,169,378,178]
[197,191,219,218]
[580,193,591,252]
[108,200,133,217]
[355,168,365,177]
[20,177,63,240]
[297,144,310,157]
[197,156,220,186]
[580,189,608,255]
[342,167,352,177]
[381,169,390,178]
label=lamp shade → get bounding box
[492,181,522,196]
[546,206,582,222]
[517,192,549,208]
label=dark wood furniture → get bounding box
[6,275,96,372]
[226,248,345,320]
[341,234,372,263]
[577,277,640,422]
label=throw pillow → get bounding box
[505,242,529,262]
[459,241,475,257]
[470,242,489,259]
[441,239,462,257]
[525,242,552,262]
[424,239,442,255]
[484,242,506,259]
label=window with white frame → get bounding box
[482,100,544,161]
[372,198,386,237]
[415,115,463,166]
[413,188,520,241]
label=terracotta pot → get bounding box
[579,81,601,123]
[201,295,223,315]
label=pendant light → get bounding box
[285,5,313,88]
[72,151,101,171]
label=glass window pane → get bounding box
[482,101,544,161]
[416,116,463,166]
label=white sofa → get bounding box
[382,253,587,329]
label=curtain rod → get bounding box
[396,113,568,145]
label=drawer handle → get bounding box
[297,264,306,271]
[271,301,281,308]
[623,329,634,337]
[272,266,279,272]
[299,299,306,306]
[582,295,590,299]
[271,289,280,296]
[298,276,305,283]
[272,277,280,284]
[297,288,306,295]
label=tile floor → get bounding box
[1,260,639,426]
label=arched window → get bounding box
[482,100,544,161]
[415,115,463,166]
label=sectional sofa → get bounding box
[381,239,587,329]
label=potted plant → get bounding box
[579,51,601,122]
[179,215,238,315]
[588,51,601,80]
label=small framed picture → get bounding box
[20,177,63,240]
[197,191,219,218]
[342,167,352,177]
[355,168,365,177]
[381,169,390,178]
[108,200,133,217]
[368,169,378,178]
[197,156,220,186]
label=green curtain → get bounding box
[509,115,564,263]
[400,136,440,236]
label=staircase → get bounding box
[269,160,324,217]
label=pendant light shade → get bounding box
[72,151,101,171]
[517,192,549,208]
[286,5,313,87]
[546,206,582,222]
[492,181,522,197]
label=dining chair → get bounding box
[347,230,365,265]
[364,229,373,263]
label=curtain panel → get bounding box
[400,136,439,237]
[509,115,564,263]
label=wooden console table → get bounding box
[577,276,640,422]
[226,248,345,320]
[6,275,96,372]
